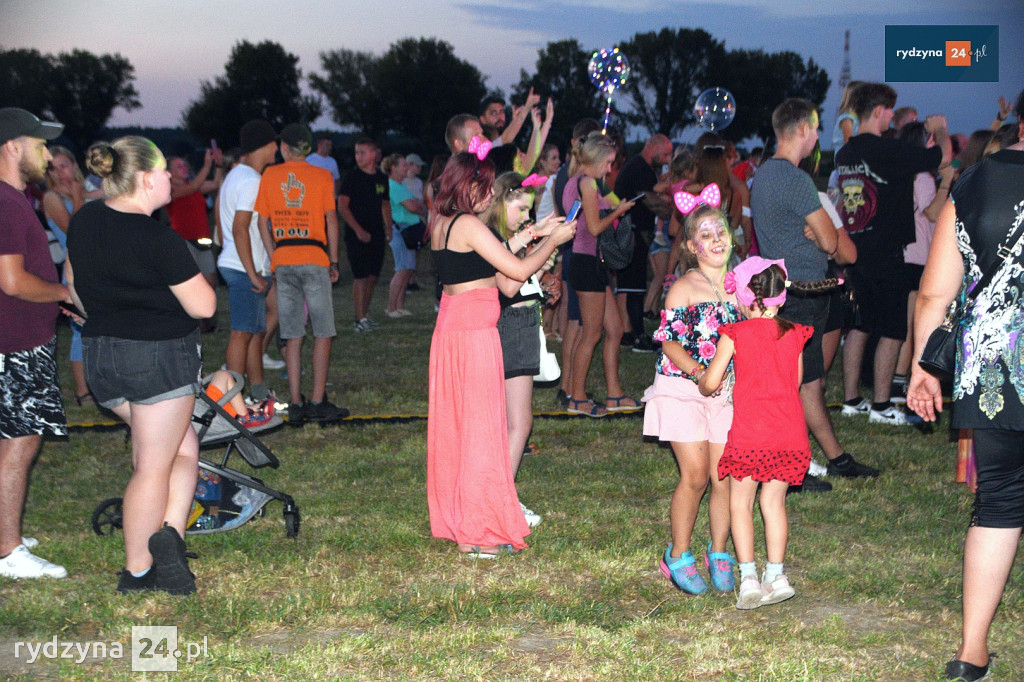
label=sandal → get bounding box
[462,544,517,559]
[567,398,607,418]
[605,395,639,412]
[74,391,96,406]
[523,442,540,457]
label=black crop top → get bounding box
[432,213,498,285]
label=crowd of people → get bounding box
[0,80,1021,680]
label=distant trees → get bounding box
[182,40,322,148]
[0,48,140,152]
[312,38,486,154]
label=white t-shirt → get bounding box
[306,153,340,181]
[217,164,269,275]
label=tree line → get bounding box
[1,30,829,156]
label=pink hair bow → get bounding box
[674,183,721,215]
[521,173,547,188]
[467,135,492,161]
[727,257,788,307]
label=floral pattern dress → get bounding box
[653,301,740,377]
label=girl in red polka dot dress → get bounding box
[699,257,839,610]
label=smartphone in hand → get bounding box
[627,192,646,204]
[566,200,582,221]
[59,300,86,319]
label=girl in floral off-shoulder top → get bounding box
[642,198,739,596]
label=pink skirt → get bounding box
[427,288,529,550]
[642,372,733,444]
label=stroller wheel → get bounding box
[92,497,124,536]
[283,503,300,538]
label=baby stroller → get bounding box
[91,371,301,539]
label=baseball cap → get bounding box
[239,120,277,155]
[0,108,64,145]
[280,123,312,152]
[405,153,425,167]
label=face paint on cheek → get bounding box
[696,241,707,257]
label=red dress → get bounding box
[717,318,813,485]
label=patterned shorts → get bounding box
[0,338,67,439]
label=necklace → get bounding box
[691,268,726,301]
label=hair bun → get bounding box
[85,142,117,178]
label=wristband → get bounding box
[741,206,752,218]
[514,232,528,249]
[997,111,1007,122]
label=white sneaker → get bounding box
[22,536,39,549]
[868,405,914,426]
[736,575,763,610]
[807,459,828,478]
[354,319,375,333]
[385,310,404,319]
[397,309,413,317]
[0,545,67,579]
[262,353,285,370]
[840,398,870,417]
[760,573,796,605]
[520,502,542,528]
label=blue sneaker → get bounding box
[659,545,707,594]
[704,542,736,592]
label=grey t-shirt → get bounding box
[750,157,826,280]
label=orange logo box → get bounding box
[946,41,971,66]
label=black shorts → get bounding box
[83,329,202,409]
[971,428,1024,528]
[568,253,609,293]
[345,234,386,279]
[780,294,829,384]
[0,338,66,439]
[848,268,910,340]
[497,305,541,379]
[614,233,649,292]
[903,263,925,292]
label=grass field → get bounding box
[1,263,1021,680]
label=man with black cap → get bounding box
[256,123,346,422]
[217,120,280,404]
[0,108,71,579]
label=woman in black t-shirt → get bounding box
[66,136,216,595]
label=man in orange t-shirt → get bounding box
[256,123,346,423]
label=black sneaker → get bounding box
[287,401,307,423]
[620,332,636,348]
[789,474,832,494]
[826,452,881,478]
[148,524,195,595]
[945,656,993,681]
[556,389,571,408]
[406,282,421,292]
[632,336,657,353]
[116,567,156,594]
[304,400,350,422]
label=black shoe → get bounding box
[789,474,832,494]
[304,400,350,422]
[945,656,993,681]
[826,452,881,478]
[643,310,659,321]
[116,567,156,594]
[556,389,571,408]
[620,332,636,347]
[406,282,421,292]
[148,524,195,595]
[632,336,656,353]
[288,401,307,423]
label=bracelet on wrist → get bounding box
[514,232,528,249]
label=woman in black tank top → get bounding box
[426,151,576,557]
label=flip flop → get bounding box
[462,544,517,559]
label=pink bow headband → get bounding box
[724,257,788,307]
[521,173,547,188]
[467,135,492,161]
[674,183,721,215]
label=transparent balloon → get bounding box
[588,48,630,96]
[694,87,736,132]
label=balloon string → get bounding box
[601,96,612,134]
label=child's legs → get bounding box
[707,442,731,554]
[668,440,710,556]
[729,476,759,564]
[759,480,790,564]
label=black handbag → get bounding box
[577,178,635,271]
[399,222,426,250]
[918,218,1024,379]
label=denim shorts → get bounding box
[497,304,541,379]
[389,229,417,272]
[275,264,336,339]
[220,266,267,334]
[83,329,202,409]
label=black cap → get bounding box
[239,120,277,155]
[0,108,64,145]
[280,123,312,153]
